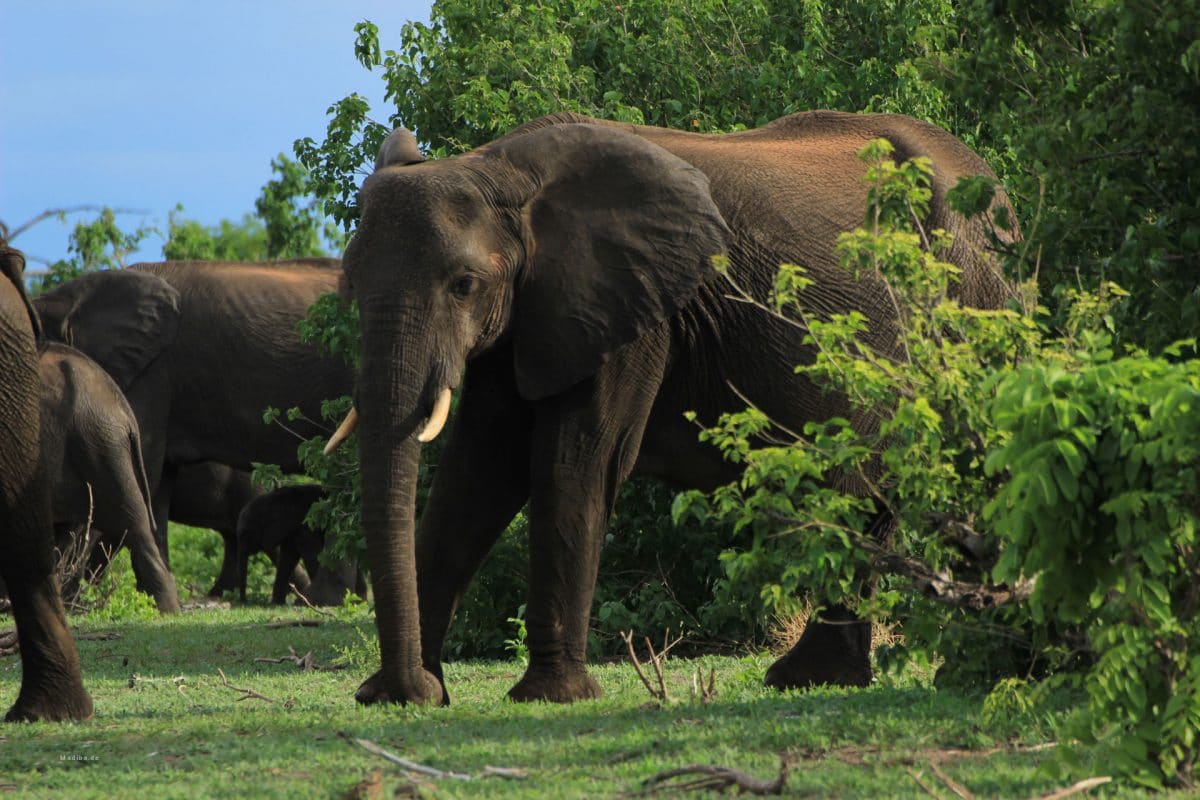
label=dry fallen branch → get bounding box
[290,583,335,617]
[620,630,684,704]
[628,755,790,796]
[352,737,471,780]
[350,736,527,781]
[906,767,947,800]
[928,761,974,800]
[1028,776,1112,800]
[691,666,716,704]
[254,646,316,671]
[217,668,275,703]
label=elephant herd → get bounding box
[0,110,1018,721]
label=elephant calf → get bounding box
[236,484,331,605]
[38,343,179,613]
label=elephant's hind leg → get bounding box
[763,604,872,691]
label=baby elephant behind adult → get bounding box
[236,484,329,604]
[38,343,179,613]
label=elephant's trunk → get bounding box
[355,308,443,705]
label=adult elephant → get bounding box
[33,259,355,567]
[0,242,91,722]
[38,342,178,612]
[330,111,1019,707]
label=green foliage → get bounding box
[164,155,342,262]
[76,550,160,623]
[31,208,156,295]
[986,337,1200,787]
[928,1,1200,346]
[679,142,1200,786]
[162,208,268,261]
[504,604,529,666]
[299,1,963,227]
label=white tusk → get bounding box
[323,407,359,455]
[417,387,453,443]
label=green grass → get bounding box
[0,606,1164,799]
[0,526,1175,798]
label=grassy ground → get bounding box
[0,528,1168,798]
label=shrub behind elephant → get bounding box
[0,243,91,722]
[235,484,358,605]
[33,259,355,568]
[333,111,1019,707]
[37,343,179,613]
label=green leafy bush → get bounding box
[676,140,1200,787]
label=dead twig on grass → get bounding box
[628,755,790,796]
[620,630,684,704]
[254,646,316,671]
[349,735,528,781]
[1029,776,1112,800]
[352,737,471,781]
[928,761,974,800]
[217,668,275,703]
[906,767,947,800]
[290,583,335,617]
[691,666,716,704]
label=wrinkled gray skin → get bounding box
[33,260,355,572]
[235,484,329,605]
[345,112,1019,707]
[38,342,178,613]
[0,243,91,722]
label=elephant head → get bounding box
[335,124,729,703]
[33,269,181,391]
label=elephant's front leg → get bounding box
[414,352,533,695]
[509,336,669,704]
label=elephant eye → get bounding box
[450,275,478,298]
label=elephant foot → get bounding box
[508,667,602,703]
[207,577,236,598]
[764,607,872,691]
[6,684,93,722]
[354,668,445,707]
[152,589,181,614]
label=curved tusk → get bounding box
[323,407,359,455]
[417,387,453,443]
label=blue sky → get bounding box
[1,1,431,270]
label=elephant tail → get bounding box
[129,428,156,534]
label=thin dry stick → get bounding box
[631,755,790,796]
[1029,776,1112,800]
[906,767,947,800]
[620,630,661,700]
[691,667,716,704]
[254,646,315,670]
[290,583,335,617]
[352,737,471,781]
[928,762,975,800]
[216,668,275,703]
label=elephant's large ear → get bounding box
[492,123,729,400]
[0,245,41,337]
[32,269,180,390]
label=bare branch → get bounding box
[628,755,790,796]
[1027,776,1112,800]
[216,667,275,703]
